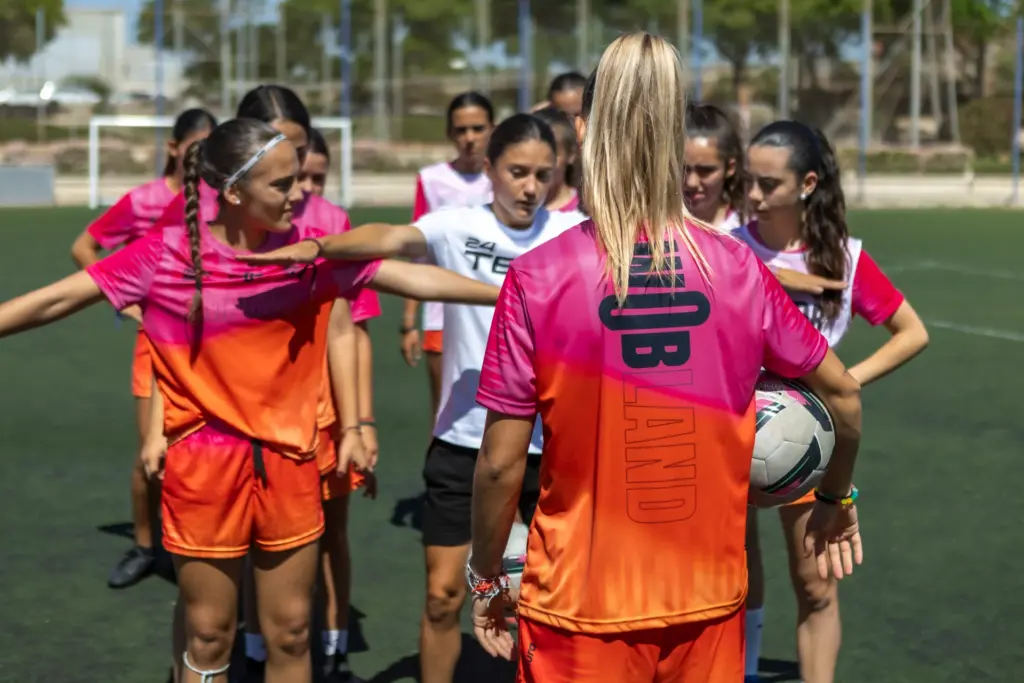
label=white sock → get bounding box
[245,633,267,662]
[338,629,349,655]
[745,607,764,677]
[323,629,340,656]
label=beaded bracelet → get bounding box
[466,560,510,606]
[814,486,859,507]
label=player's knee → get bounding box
[185,609,235,666]
[263,601,312,658]
[424,580,466,625]
[790,563,835,613]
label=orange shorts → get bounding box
[423,330,443,354]
[516,609,743,683]
[315,425,367,502]
[131,329,154,399]
[161,424,324,559]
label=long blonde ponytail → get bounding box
[581,32,712,306]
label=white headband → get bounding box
[222,133,288,190]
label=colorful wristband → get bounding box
[466,560,510,606]
[814,486,859,506]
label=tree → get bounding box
[0,0,65,63]
[136,0,471,108]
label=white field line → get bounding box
[882,260,1024,282]
[925,320,1024,343]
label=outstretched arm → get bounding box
[0,271,106,338]
[321,223,429,260]
[369,261,500,306]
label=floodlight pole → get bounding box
[340,0,352,119]
[1011,15,1022,205]
[858,0,872,205]
[35,8,45,143]
[910,0,922,149]
[155,0,165,175]
[518,0,532,111]
[778,0,790,118]
[692,0,703,100]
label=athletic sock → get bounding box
[323,629,341,657]
[338,629,349,655]
[244,633,267,662]
[745,607,764,677]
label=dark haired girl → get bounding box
[69,106,217,591]
[739,120,928,683]
[683,102,744,230]
[532,106,581,212]
[0,118,500,683]
[535,71,587,117]
[240,112,587,683]
[403,91,495,441]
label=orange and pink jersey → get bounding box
[88,178,177,249]
[86,219,381,458]
[476,220,828,633]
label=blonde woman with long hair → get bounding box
[464,33,866,682]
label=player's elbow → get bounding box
[70,233,99,269]
[828,375,862,442]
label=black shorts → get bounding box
[422,437,541,547]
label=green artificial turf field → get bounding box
[1,207,1022,682]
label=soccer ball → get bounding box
[750,374,835,508]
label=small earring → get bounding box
[799,192,809,201]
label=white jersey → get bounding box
[732,223,862,347]
[716,209,741,233]
[414,205,587,452]
[414,162,494,331]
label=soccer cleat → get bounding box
[107,545,155,589]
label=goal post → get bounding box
[88,115,354,209]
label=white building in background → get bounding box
[1,8,187,101]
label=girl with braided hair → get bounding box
[70,107,217,590]
[0,117,501,683]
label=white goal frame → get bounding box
[88,115,353,209]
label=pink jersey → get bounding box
[157,183,380,323]
[475,220,827,633]
[292,193,381,324]
[86,219,381,457]
[88,178,177,249]
[557,190,581,213]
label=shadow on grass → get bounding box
[366,633,516,683]
[390,493,425,532]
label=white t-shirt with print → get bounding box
[413,205,587,452]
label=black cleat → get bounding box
[107,545,155,589]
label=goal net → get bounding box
[87,115,353,209]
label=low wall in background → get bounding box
[51,173,1024,209]
[0,166,55,207]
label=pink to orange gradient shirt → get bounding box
[476,220,828,634]
[157,183,381,431]
[87,220,381,458]
[88,178,177,249]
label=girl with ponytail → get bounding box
[69,106,216,591]
[738,120,928,683]
[683,102,745,231]
[460,33,865,682]
[0,117,502,683]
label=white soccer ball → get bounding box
[750,374,835,508]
